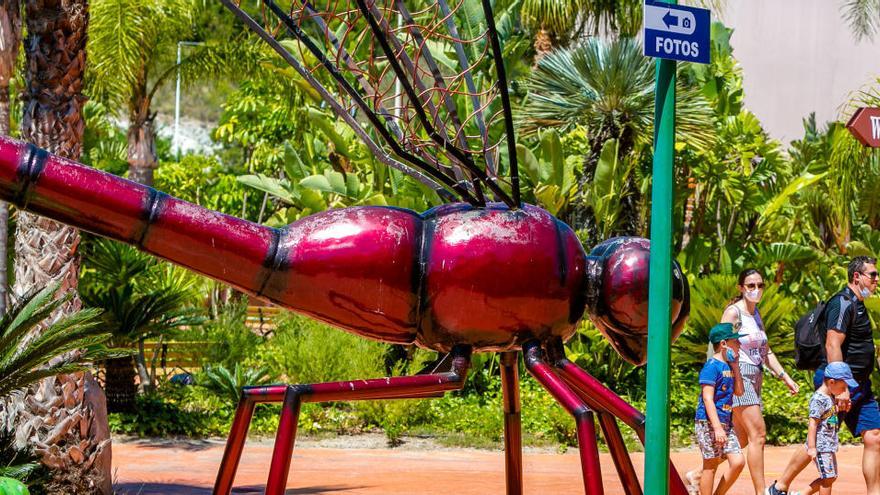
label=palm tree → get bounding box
[86,0,196,185]
[0,1,21,315]
[9,1,113,493]
[0,284,116,489]
[520,0,589,60]
[518,38,714,239]
[80,239,204,411]
[520,0,646,60]
[519,39,714,148]
[87,0,257,186]
[0,1,20,137]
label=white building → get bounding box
[722,0,880,143]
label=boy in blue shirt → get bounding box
[690,323,746,495]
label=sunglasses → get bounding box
[743,283,765,290]
[860,271,880,280]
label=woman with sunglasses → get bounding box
[723,268,799,494]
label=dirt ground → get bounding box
[112,435,869,494]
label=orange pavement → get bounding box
[113,438,869,494]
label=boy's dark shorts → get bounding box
[814,366,880,436]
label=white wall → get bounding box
[720,0,880,144]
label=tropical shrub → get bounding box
[80,238,205,410]
[198,364,274,407]
[190,299,263,370]
[0,284,118,489]
[256,313,387,384]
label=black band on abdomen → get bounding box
[14,143,49,209]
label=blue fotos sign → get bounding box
[643,1,710,64]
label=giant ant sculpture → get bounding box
[0,0,693,493]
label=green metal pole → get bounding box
[644,1,677,493]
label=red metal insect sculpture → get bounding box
[0,1,692,494]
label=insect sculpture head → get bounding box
[583,237,689,365]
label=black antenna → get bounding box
[480,0,520,207]
[353,0,515,207]
[218,0,458,202]
[259,0,480,204]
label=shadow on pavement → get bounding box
[118,438,221,452]
[235,485,365,494]
[114,482,211,494]
[114,482,362,494]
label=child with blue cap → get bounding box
[688,322,746,495]
[767,361,858,495]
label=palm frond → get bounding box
[176,36,268,90]
[81,239,204,345]
[520,0,587,37]
[0,284,116,399]
[842,0,880,41]
[198,363,274,406]
[518,38,715,150]
[87,0,197,108]
[673,274,799,367]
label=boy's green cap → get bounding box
[708,322,742,344]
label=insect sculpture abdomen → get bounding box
[259,202,588,351]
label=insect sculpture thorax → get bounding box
[274,203,585,352]
[265,202,687,363]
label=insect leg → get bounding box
[256,345,472,493]
[545,339,689,495]
[500,351,523,495]
[597,412,643,495]
[214,385,288,495]
[523,340,604,495]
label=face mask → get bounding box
[859,276,872,299]
[725,348,737,362]
[745,289,762,302]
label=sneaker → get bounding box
[766,482,795,495]
[685,470,700,495]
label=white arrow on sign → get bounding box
[644,4,697,35]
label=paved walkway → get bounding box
[113,436,869,494]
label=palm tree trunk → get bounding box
[103,356,137,413]
[533,27,553,63]
[135,338,154,394]
[0,89,12,317]
[127,88,157,186]
[0,0,21,315]
[9,1,112,493]
[127,115,157,185]
[680,177,697,250]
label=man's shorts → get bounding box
[814,367,880,436]
[813,451,838,479]
[694,420,741,460]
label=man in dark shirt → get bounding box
[770,256,880,495]
[821,257,880,495]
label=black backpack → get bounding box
[794,300,828,370]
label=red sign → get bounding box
[847,107,880,147]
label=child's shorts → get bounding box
[813,450,838,479]
[694,420,741,459]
